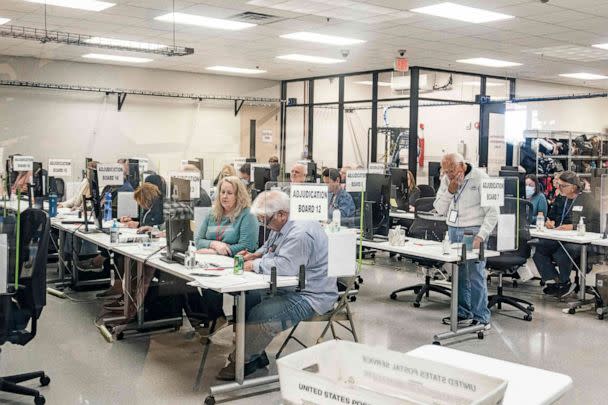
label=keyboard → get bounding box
[61,220,94,225]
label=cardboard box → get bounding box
[277,340,508,405]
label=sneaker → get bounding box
[103,298,125,312]
[96,287,123,299]
[442,316,473,327]
[553,282,575,298]
[542,283,559,295]
[216,352,269,381]
[472,320,492,331]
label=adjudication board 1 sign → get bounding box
[481,178,504,207]
[345,170,367,192]
[290,184,328,221]
[48,159,72,177]
[97,164,124,191]
[13,156,33,172]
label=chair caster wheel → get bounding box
[390,293,397,300]
[204,396,216,405]
[117,332,124,340]
[524,314,533,322]
[477,332,484,340]
[40,375,51,386]
[568,308,576,315]
[512,280,518,288]
[350,296,357,303]
[598,314,604,320]
[540,280,545,287]
[527,306,535,312]
[413,302,420,308]
[35,395,46,405]
[432,341,441,346]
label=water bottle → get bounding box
[110,219,119,243]
[48,192,57,218]
[103,192,112,222]
[186,241,197,270]
[577,216,586,237]
[536,212,545,232]
[442,231,451,255]
[332,209,341,231]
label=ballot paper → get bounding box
[117,192,138,219]
[497,214,516,252]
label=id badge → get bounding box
[573,206,583,212]
[448,209,458,224]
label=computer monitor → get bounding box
[161,219,193,264]
[499,170,525,198]
[390,168,409,211]
[364,173,391,237]
[428,161,441,192]
[84,168,104,232]
[254,167,271,191]
[33,162,48,198]
[127,159,141,189]
[170,178,191,202]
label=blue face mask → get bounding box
[525,186,535,199]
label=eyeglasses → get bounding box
[558,183,573,189]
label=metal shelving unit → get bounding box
[524,130,608,178]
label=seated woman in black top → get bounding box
[532,171,599,298]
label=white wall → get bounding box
[0,56,279,180]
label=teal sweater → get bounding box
[195,207,259,256]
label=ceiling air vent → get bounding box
[230,11,282,24]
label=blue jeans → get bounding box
[448,226,491,324]
[242,291,316,362]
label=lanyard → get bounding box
[330,191,339,209]
[453,179,470,205]
[560,195,578,226]
[215,216,229,241]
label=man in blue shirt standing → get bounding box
[217,190,338,380]
[322,168,355,226]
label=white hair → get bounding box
[251,190,290,217]
[442,152,465,165]
[292,163,307,172]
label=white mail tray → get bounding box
[277,340,508,405]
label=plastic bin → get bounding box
[277,340,508,405]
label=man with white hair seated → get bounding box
[290,163,307,183]
[216,190,338,381]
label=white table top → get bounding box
[408,345,572,405]
[50,218,299,293]
[591,237,608,247]
[530,228,603,244]
[362,238,499,263]
[389,211,415,220]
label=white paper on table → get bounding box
[117,192,138,218]
[0,234,7,293]
[195,253,234,268]
[187,275,250,289]
[497,213,516,252]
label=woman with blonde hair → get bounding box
[196,176,258,256]
[213,164,237,186]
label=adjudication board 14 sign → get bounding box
[97,164,124,191]
[290,184,328,221]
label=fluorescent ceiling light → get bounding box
[155,12,255,30]
[207,66,266,74]
[85,37,167,50]
[82,53,152,63]
[277,54,345,64]
[559,73,608,80]
[457,58,521,68]
[463,81,505,87]
[592,43,608,50]
[411,2,513,24]
[281,32,365,46]
[24,0,115,12]
[0,18,10,25]
[355,81,391,87]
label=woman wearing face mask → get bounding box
[525,175,547,225]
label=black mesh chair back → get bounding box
[418,184,436,198]
[408,197,446,242]
[55,178,65,201]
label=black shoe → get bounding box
[542,283,559,295]
[553,282,574,298]
[217,352,269,381]
[442,316,473,327]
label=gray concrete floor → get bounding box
[1,255,605,404]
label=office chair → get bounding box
[417,184,436,198]
[54,178,65,202]
[1,208,51,405]
[486,198,535,321]
[275,276,359,359]
[389,197,451,307]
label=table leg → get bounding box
[136,261,145,328]
[123,256,132,320]
[567,244,594,313]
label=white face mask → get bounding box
[525,186,535,199]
